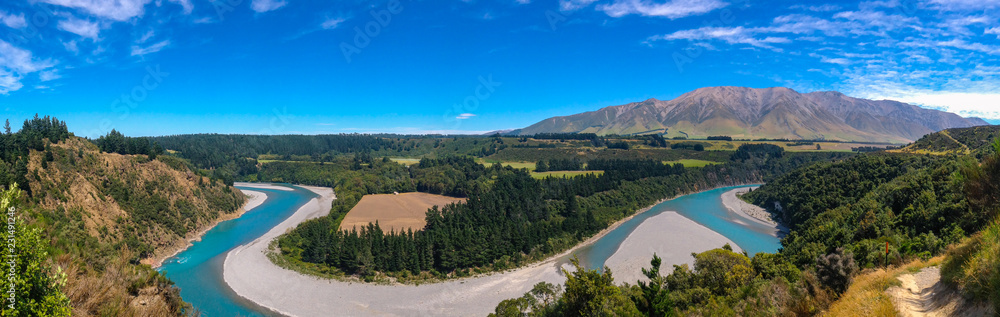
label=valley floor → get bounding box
[604,211,741,284]
[222,185,758,316]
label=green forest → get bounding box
[271,145,848,281]
[488,137,1000,316]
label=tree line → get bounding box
[93,129,165,159]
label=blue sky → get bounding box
[1,0,998,137]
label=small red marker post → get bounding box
[885,241,889,269]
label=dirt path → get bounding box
[939,130,971,154]
[887,266,992,317]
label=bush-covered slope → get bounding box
[745,153,989,267]
[2,117,247,316]
[900,125,1000,155]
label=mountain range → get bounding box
[515,87,989,143]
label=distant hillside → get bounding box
[518,87,988,143]
[899,125,1000,155]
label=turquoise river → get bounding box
[159,184,779,316]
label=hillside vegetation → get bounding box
[2,116,246,316]
[940,138,1000,313]
[491,136,1000,316]
[899,125,1000,155]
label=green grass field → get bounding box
[530,170,604,179]
[662,159,722,167]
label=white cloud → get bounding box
[130,39,170,56]
[928,0,1000,10]
[39,69,61,82]
[879,91,1000,119]
[559,0,599,11]
[42,0,152,21]
[62,40,79,53]
[321,17,347,29]
[341,127,493,135]
[251,0,287,13]
[136,29,155,43]
[986,26,1000,38]
[790,4,840,12]
[0,70,22,93]
[937,38,1000,55]
[0,11,27,29]
[820,56,852,65]
[456,113,476,119]
[597,0,728,18]
[832,10,918,33]
[649,26,790,48]
[57,17,101,40]
[169,0,193,14]
[0,40,55,94]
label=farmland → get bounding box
[338,192,465,233]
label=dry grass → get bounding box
[696,139,899,152]
[339,192,465,232]
[941,216,1000,313]
[60,251,184,317]
[476,159,537,171]
[825,256,944,317]
[388,158,421,166]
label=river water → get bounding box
[160,184,779,316]
[572,185,781,270]
[158,184,316,317]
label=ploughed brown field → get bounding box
[339,192,465,232]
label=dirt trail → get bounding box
[888,266,992,317]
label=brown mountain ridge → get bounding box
[517,87,989,143]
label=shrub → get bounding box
[815,247,859,295]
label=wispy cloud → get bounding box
[0,40,55,94]
[169,0,194,14]
[987,26,1000,38]
[321,16,347,29]
[251,0,288,13]
[598,0,728,18]
[39,69,61,82]
[559,0,599,11]
[131,39,170,56]
[790,4,840,12]
[57,17,102,40]
[648,26,790,49]
[874,91,1000,120]
[456,113,477,120]
[42,0,152,21]
[0,11,27,29]
[927,0,1000,10]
